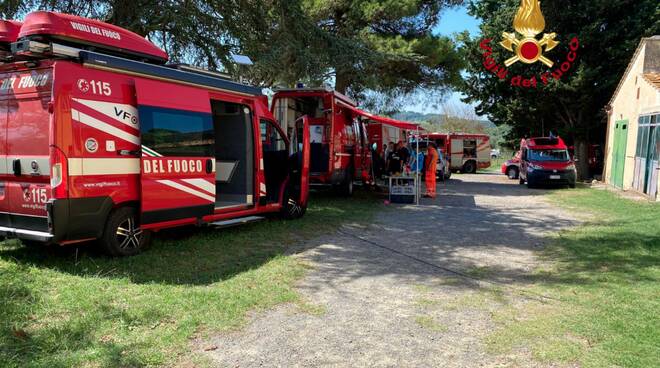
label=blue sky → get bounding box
[406,6,481,115]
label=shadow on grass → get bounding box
[0,271,152,367]
[0,190,381,287]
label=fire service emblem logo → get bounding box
[500,0,558,67]
[478,0,580,89]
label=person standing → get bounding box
[424,143,439,198]
[384,142,395,174]
[397,141,410,172]
[410,147,425,174]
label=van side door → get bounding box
[290,116,310,208]
[135,79,216,225]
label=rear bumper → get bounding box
[0,197,113,244]
[0,226,53,242]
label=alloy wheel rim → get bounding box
[287,198,301,216]
[116,217,143,250]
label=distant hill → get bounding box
[392,111,495,129]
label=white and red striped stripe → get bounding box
[155,178,215,203]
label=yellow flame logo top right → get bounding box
[501,0,559,67]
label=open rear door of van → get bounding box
[294,116,310,207]
[135,79,216,225]
[0,67,53,240]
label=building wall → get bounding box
[606,45,646,188]
[605,43,660,193]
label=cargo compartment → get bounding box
[0,66,53,237]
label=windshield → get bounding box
[528,149,570,162]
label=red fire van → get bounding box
[421,133,491,173]
[519,137,576,188]
[0,12,311,256]
[272,88,372,195]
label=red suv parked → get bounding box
[501,151,521,179]
[519,137,577,188]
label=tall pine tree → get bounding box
[459,0,660,178]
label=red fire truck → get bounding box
[0,12,311,256]
[421,133,491,173]
[272,88,372,195]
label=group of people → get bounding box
[375,140,439,198]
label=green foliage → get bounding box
[459,0,660,144]
[302,0,466,108]
[1,0,466,106]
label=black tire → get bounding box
[569,182,576,189]
[335,175,354,196]
[507,166,519,180]
[281,188,307,219]
[462,161,477,174]
[99,207,151,257]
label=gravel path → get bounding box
[203,173,576,367]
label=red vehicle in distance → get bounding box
[519,137,577,188]
[271,88,370,195]
[271,88,418,194]
[420,132,491,173]
[0,12,311,256]
[501,151,521,179]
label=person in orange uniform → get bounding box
[424,143,439,198]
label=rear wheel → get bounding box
[507,166,519,179]
[335,173,354,196]
[99,207,151,257]
[462,160,477,174]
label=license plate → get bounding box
[549,175,561,180]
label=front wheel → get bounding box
[281,188,307,219]
[99,207,151,257]
[507,167,519,179]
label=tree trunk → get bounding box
[335,70,350,94]
[574,138,590,181]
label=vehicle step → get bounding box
[210,216,265,229]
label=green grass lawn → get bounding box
[487,187,660,368]
[0,191,381,367]
[483,151,514,174]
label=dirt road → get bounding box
[204,173,576,367]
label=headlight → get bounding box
[565,164,576,171]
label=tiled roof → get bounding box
[642,73,660,90]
